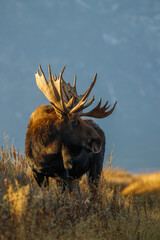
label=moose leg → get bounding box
[68,179,81,194]
[88,159,103,195]
[33,169,49,187]
[88,172,100,195]
[56,169,70,193]
[61,144,74,192]
[56,179,65,192]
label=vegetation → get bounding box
[0,143,160,240]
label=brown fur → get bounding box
[25,104,105,191]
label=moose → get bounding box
[25,65,117,193]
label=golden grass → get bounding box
[122,172,160,196]
[0,144,160,240]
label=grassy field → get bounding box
[0,144,160,240]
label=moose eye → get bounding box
[71,120,79,128]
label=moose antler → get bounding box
[35,65,117,119]
[68,72,117,118]
[61,74,84,109]
[35,65,69,117]
[80,98,117,118]
[69,73,97,114]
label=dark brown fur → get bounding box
[25,105,105,192]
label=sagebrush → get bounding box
[0,144,160,240]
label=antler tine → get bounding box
[73,74,78,98]
[58,65,70,113]
[48,64,52,81]
[66,96,74,108]
[60,65,66,78]
[53,74,57,80]
[48,65,59,100]
[97,99,111,112]
[69,73,97,114]
[59,65,66,99]
[39,65,48,84]
[100,101,111,112]
[80,100,117,119]
[82,73,97,102]
[73,74,77,89]
[103,101,109,109]
[70,95,95,114]
[36,65,51,100]
[79,95,95,112]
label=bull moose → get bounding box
[25,65,117,192]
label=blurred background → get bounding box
[0,0,160,173]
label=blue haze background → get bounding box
[0,0,160,172]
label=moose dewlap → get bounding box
[25,65,117,192]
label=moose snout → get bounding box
[86,136,101,154]
[91,138,101,153]
[92,139,101,153]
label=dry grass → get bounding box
[0,143,160,240]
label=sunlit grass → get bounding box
[0,143,160,240]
